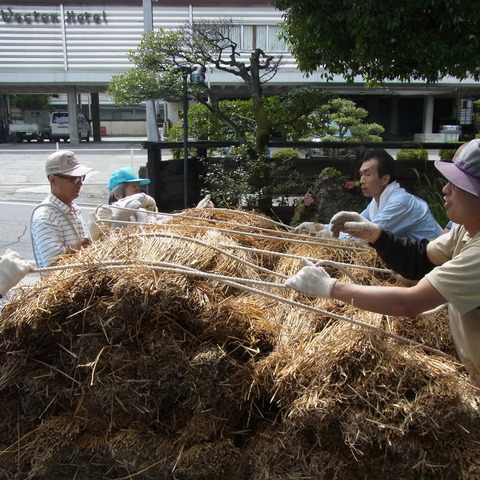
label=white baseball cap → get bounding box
[45,150,92,177]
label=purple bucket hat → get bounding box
[435,139,480,197]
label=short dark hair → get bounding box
[362,148,396,183]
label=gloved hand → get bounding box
[116,193,157,212]
[315,227,333,238]
[139,194,157,212]
[284,258,336,298]
[196,194,215,209]
[0,250,33,297]
[96,205,114,224]
[88,212,104,241]
[294,222,324,235]
[330,211,381,243]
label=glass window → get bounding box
[239,25,288,53]
[99,105,146,121]
[267,25,286,52]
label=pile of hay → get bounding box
[0,208,479,480]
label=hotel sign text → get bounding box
[1,8,107,24]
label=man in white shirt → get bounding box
[296,148,443,240]
[30,150,93,268]
[356,148,442,239]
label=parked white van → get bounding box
[50,111,91,142]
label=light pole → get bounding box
[142,0,159,141]
[176,65,206,209]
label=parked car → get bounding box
[8,109,51,143]
[50,111,91,142]
[439,119,462,140]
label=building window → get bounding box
[231,25,288,53]
[99,105,146,121]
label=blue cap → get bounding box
[108,167,150,190]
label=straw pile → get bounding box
[0,208,479,480]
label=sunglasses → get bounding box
[55,174,86,184]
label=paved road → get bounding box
[0,137,150,203]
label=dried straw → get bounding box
[0,208,478,480]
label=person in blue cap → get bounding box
[106,167,157,223]
[108,167,152,205]
[89,167,158,239]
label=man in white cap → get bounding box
[30,150,93,268]
[285,139,480,386]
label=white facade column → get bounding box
[167,101,183,126]
[67,86,79,145]
[423,95,434,134]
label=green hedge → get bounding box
[396,148,429,162]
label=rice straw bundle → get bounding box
[0,208,478,479]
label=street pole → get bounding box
[174,65,206,209]
[182,69,189,209]
[143,0,159,142]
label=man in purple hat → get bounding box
[285,139,480,386]
[31,150,93,268]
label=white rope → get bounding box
[97,204,369,252]
[127,231,288,279]
[108,205,294,231]
[136,230,384,282]
[217,243,393,275]
[418,303,448,316]
[31,209,448,356]
[135,225,369,252]
[30,259,448,357]
[133,230,391,281]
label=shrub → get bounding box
[396,149,429,162]
[439,144,462,162]
[270,148,299,161]
[409,169,448,227]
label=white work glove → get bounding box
[330,211,381,243]
[96,205,115,224]
[134,210,150,223]
[88,212,104,241]
[139,194,157,212]
[0,250,33,297]
[284,258,336,299]
[196,194,215,209]
[294,222,324,235]
[116,193,157,212]
[109,200,136,223]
